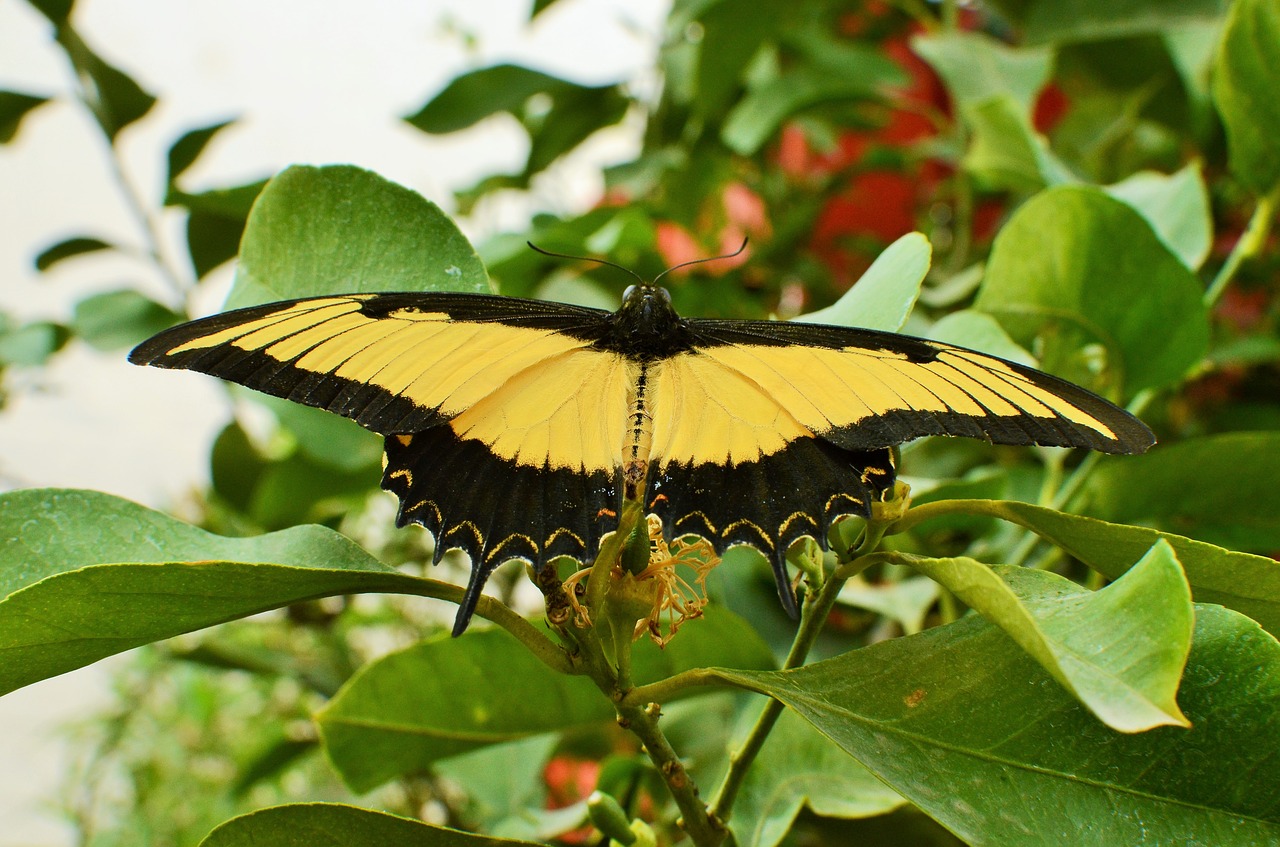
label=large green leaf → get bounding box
[977,186,1209,395]
[714,601,1280,845]
[900,499,1280,637]
[1084,432,1280,553]
[0,90,50,144]
[317,607,775,792]
[1212,0,1280,194]
[0,489,454,696]
[906,544,1192,732]
[795,232,929,331]
[228,165,488,309]
[199,803,544,847]
[728,710,904,847]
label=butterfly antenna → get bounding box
[653,236,749,285]
[527,241,645,285]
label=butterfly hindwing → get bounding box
[649,442,895,616]
[384,426,616,634]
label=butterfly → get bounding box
[130,283,1154,634]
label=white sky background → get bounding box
[0,0,668,841]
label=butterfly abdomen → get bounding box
[623,361,656,501]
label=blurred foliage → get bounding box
[3,0,1279,844]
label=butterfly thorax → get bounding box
[598,284,698,360]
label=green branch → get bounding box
[380,575,575,675]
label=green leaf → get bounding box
[837,575,939,636]
[723,67,882,157]
[908,547,1193,732]
[404,64,578,134]
[1164,21,1224,137]
[166,118,236,188]
[71,289,182,350]
[432,735,557,831]
[0,489,442,696]
[530,0,562,18]
[0,90,50,144]
[977,186,1209,395]
[54,24,156,141]
[995,0,1228,46]
[231,737,318,796]
[913,31,1052,114]
[796,232,930,331]
[1085,432,1280,553]
[0,320,70,366]
[908,499,1280,637]
[524,82,629,177]
[34,235,115,271]
[174,180,267,279]
[713,603,1280,844]
[228,165,488,309]
[1104,163,1212,270]
[927,310,1036,366]
[404,65,628,179]
[729,710,904,847]
[317,607,775,792]
[903,466,1012,538]
[199,803,545,846]
[962,95,1076,192]
[911,31,1074,190]
[209,422,266,512]
[1212,0,1280,194]
[24,0,74,25]
[693,0,784,118]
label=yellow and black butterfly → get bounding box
[130,283,1154,634]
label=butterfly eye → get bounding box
[656,286,672,304]
[623,284,637,300]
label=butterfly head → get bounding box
[608,283,694,358]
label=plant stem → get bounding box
[64,68,192,303]
[617,697,725,845]
[374,574,575,675]
[102,144,191,301]
[708,518,890,824]
[1204,185,1278,307]
[706,575,838,822]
